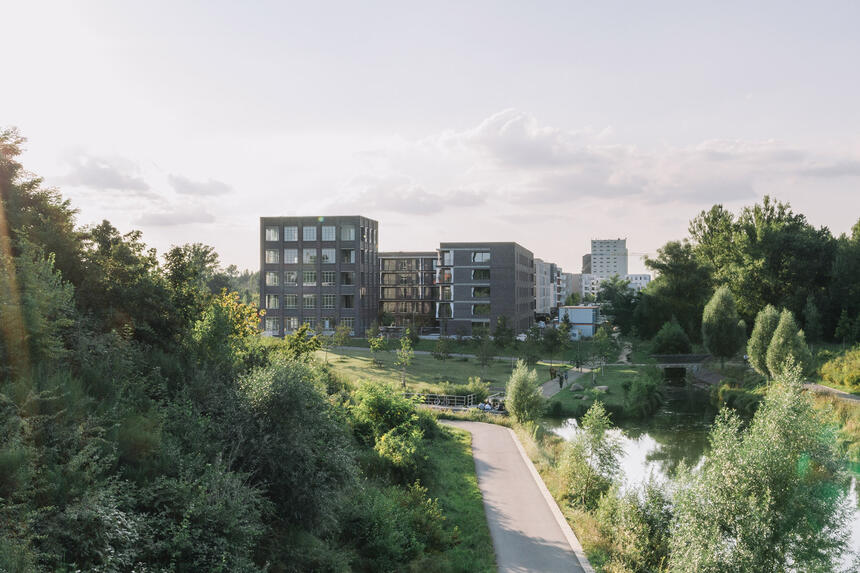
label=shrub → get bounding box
[820,346,860,389]
[652,319,692,354]
[505,361,544,423]
[623,366,664,419]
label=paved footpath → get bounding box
[442,420,593,573]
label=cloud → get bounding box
[336,174,486,215]
[168,174,233,196]
[57,152,153,195]
[135,209,215,227]
[798,160,860,178]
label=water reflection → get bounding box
[546,385,860,560]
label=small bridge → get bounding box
[649,354,711,372]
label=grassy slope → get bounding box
[548,365,639,418]
[320,348,555,393]
[423,426,496,573]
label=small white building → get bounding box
[559,305,601,339]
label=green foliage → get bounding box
[559,402,623,510]
[520,326,542,366]
[280,322,323,362]
[432,335,451,361]
[820,346,860,390]
[834,308,857,345]
[473,325,494,369]
[802,294,823,343]
[368,333,388,365]
[332,323,352,348]
[747,304,780,378]
[564,292,581,306]
[394,329,415,387]
[505,360,544,423]
[765,309,813,378]
[651,319,692,354]
[623,366,664,419]
[190,289,263,373]
[670,367,851,572]
[701,285,746,365]
[493,315,515,354]
[597,275,637,334]
[542,326,563,366]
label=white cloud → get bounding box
[136,209,215,227]
[55,152,154,196]
[168,174,233,196]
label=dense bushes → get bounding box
[820,346,860,389]
[651,319,692,354]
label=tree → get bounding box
[542,326,563,368]
[520,326,542,367]
[747,305,780,379]
[505,360,543,423]
[802,294,823,344]
[559,402,623,509]
[765,309,812,378]
[651,319,692,354]
[701,285,746,368]
[493,316,516,368]
[597,275,636,334]
[368,333,388,366]
[473,326,494,372]
[669,366,851,572]
[432,335,451,361]
[564,292,581,306]
[834,309,855,346]
[332,323,352,350]
[394,329,414,388]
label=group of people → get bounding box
[477,400,505,413]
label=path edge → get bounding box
[505,426,596,573]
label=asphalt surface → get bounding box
[442,420,590,573]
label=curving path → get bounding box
[442,420,593,573]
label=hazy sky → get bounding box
[4,1,859,274]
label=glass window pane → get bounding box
[283,226,298,241]
[303,270,317,285]
[265,227,279,241]
[303,249,318,264]
[266,294,279,309]
[322,271,336,285]
[303,226,317,241]
[341,224,355,241]
[265,249,279,264]
[321,248,336,263]
[284,249,298,264]
[285,294,297,308]
[341,271,355,285]
[303,294,316,309]
[265,271,279,286]
[322,226,336,241]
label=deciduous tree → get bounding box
[701,285,746,367]
[747,304,780,379]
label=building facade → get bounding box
[535,258,554,317]
[589,238,628,277]
[559,305,602,339]
[436,242,534,336]
[378,251,438,330]
[260,215,379,336]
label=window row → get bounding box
[265,293,355,309]
[436,302,490,318]
[266,248,357,264]
[265,224,357,242]
[265,271,355,286]
[265,316,355,333]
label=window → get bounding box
[322,294,336,309]
[321,248,336,263]
[303,248,317,264]
[265,249,279,264]
[303,226,316,241]
[320,317,333,330]
[322,226,336,241]
[340,317,354,331]
[471,251,490,263]
[265,271,279,286]
[285,271,298,285]
[438,302,452,318]
[440,285,452,300]
[266,294,279,309]
[286,316,299,331]
[265,226,279,241]
[472,286,491,298]
[440,250,453,265]
[341,249,355,263]
[472,269,490,281]
[303,270,317,285]
[285,294,297,308]
[341,224,355,241]
[321,271,336,285]
[472,304,490,316]
[341,271,355,285]
[341,294,354,309]
[284,248,298,264]
[265,318,279,333]
[284,226,298,241]
[303,294,316,309]
[303,317,315,329]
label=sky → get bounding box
[3,0,860,274]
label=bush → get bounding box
[623,366,665,419]
[505,361,544,423]
[652,320,692,354]
[820,346,860,389]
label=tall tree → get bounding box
[597,275,636,334]
[701,286,746,367]
[505,360,543,423]
[542,326,563,368]
[394,329,414,387]
[670,367,851,572]
[765,309,812,378]
[802,294,823,344]
[747,305,780,379]
[652,319,692,354]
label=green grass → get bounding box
[547,365,642,419]
[423,426,496,572]
[321,348,556,393]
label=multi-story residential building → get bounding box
[260,215,379,336]
[378,251,438,330]
[582,253,591,274]
[580,273,652,298]
[436,242,534,335]
[535,258,554,317]
[589,238,628,277]
[559,272,578,305]
[626,274,652,293]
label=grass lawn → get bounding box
[321,348,557,393]
[423,426,496,572]
[547,365,642,419]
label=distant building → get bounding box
[559,305,602,339]
[560,272,580,303]
[589,238,628,277]
[378,251,438,330]
[625,274,652,293]
[437,242,534,336]
[535,258,554,316]
[582,253,591,274]
[260,215,379,336]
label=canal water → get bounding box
[547,385,860,562]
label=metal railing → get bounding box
[405,393,476,408]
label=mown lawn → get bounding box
[320,348,557,393]
[547,365,641,418]
[423,426,496,573]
